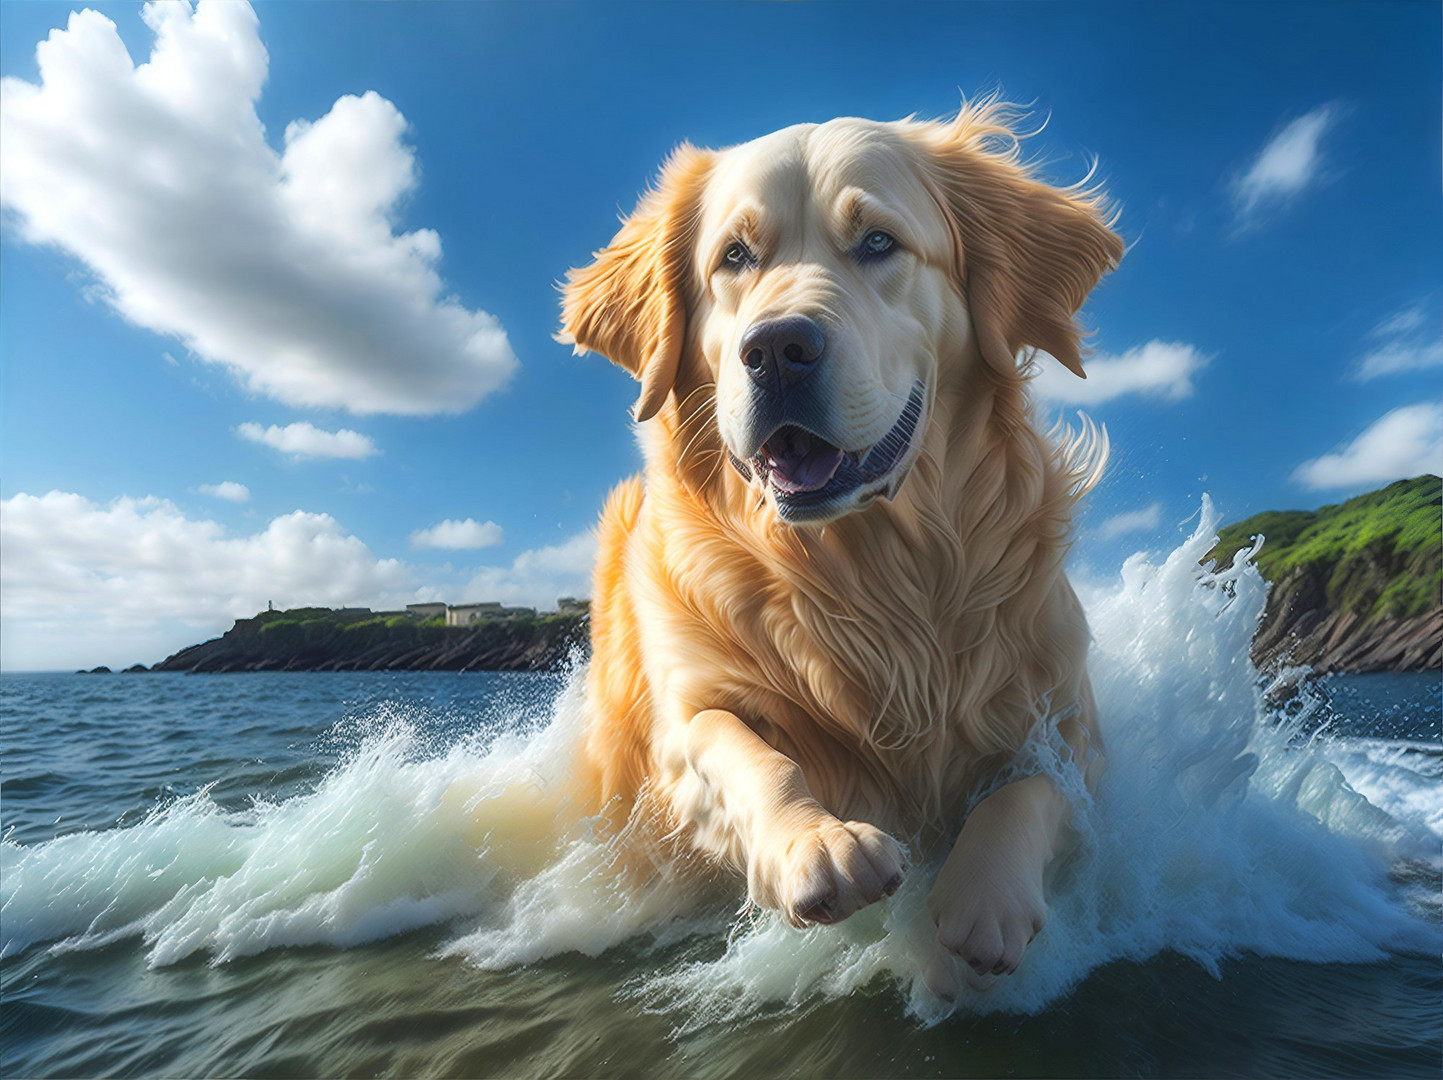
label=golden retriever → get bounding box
[558,98,1121,996]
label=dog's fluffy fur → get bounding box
[558,100,1122,991]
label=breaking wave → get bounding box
[3,497,1438,1026]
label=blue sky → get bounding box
[2,1,1439,670]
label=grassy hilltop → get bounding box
[1206,475,1441,673]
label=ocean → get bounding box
[3,506,1440,1078]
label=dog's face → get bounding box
[561,105,1122,525]
[693,120,959,523]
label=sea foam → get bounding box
[3,497,1438,1025]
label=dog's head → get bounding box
[560,101,1122,525]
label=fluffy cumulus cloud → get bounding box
[1353,298,1443,381]
[197,481,250,502]
[1096,502,1163,540]
[1028,340,1208,407]
[1291,403,1443,491]
[410,518,505,550]
[458,533,598,609]
[237,421,378,460]
[1231,104,1340,226]
[0,2,516,415]
[0,491,416,670]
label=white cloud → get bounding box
[237,421,377,460]
[1353,299,1443,381]
[1231,104,1340,225]
[1291,402,1443,491]
[1372,304,1428,338]
[0,2,516,415]
[1029,340,1208,407]
[197,480,250,502]
[1096,502,1162,540]
[410,518,505,550]
[460,533,597,609]
[198,480,252,502]
[0,491,416,670]
[1356,340,1443,381]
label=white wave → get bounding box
[2,496,1438,1028]
[1323,738,1443,840]
[1,679,591,964]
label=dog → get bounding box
[557,99,1121,995]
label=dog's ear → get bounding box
[557,144,713,421]
[914,104,1123,379]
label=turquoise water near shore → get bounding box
[3,515,1440,1077]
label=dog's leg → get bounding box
[924,714,1103,994]
[668,708,906,927]
[924,773,1063,991]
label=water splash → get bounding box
[625,496,1439,1026]
[2,497,1437,1029]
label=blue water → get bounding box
[0,671,566,848]
[3,515,1441,1078]
[1305,670,1442,741]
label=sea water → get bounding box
[2,500,1439,1078]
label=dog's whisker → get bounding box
[671,383,718,430]
[677,424,723,471]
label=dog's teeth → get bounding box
[884,469,910,501]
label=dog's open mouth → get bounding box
[734,381,926,522]
[759,427,846,495]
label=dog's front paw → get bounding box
[926,797,1050,979]
[750,811,906,928]
[927,864,1046,980]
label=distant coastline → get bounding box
[126,605,589,674]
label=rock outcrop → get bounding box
[1207,475,1441,674]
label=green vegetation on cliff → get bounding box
[1208,475,1441,621]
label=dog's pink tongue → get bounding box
[764,428,844,494]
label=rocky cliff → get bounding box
[153,608,589,673]
[1206,475,1441,674]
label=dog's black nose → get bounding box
[740,316,826,397]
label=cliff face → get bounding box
[1206,475,1441,674]
[153,609,589,673]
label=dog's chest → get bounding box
[720,573,979,828]
[646,492,1018,828]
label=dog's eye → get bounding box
[721,241,756,271]
[858,230,897,259]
